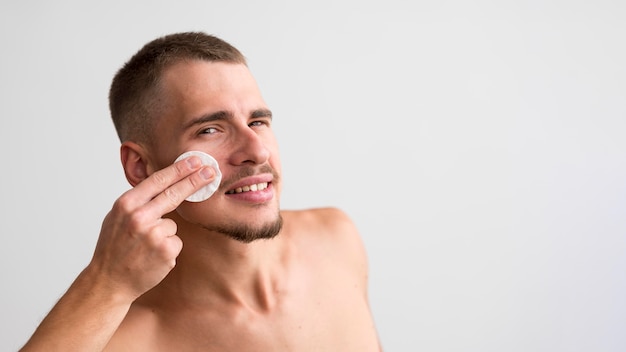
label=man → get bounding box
[21,31,381,351]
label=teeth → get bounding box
[227,182,268,194]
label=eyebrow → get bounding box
[183,108,273,130]
[251,108,273,119]
[183,111,232,130]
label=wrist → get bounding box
[77,263,138,307]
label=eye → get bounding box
[200,127,218,135]
[249,120,270,128]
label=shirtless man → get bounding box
[20,32,382,351]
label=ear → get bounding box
[120,141,153,187]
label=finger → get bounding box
[131,156,204,206]
[146,218,183,258]
[143,165,216,218]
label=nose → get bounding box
[228,127,270,166]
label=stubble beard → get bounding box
[207,213,284,243]
[207,164,283,243]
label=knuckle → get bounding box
[175,159,190,175]
[161,245,181,269]
[186,172,203,190]
[113,192,135,213]
[162,187,181,207]
[166,258,177,270]
[151,170,169,189]
[153,220,176,241]
[144,229,162,248]
[126,208,150,233]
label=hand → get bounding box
[87,156,216,301]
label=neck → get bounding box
[141,217,291,312]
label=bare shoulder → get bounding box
[281,207,362,246]
[281,207,355,230]
[281,207,370,288]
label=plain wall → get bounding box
[1,1,625,351]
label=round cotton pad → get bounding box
[174,151,222,202]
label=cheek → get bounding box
[270,148,282,173]
[271,156,283,196]
[175,201,221,227]
[268,137,281,167]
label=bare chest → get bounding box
[111,286,378,351]
[153,294,378,351]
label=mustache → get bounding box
[219,164,279,190]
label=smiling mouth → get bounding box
[226,182,269,194]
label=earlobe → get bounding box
[120,142,150,187]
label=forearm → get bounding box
[20,266,133,352]
[21,155,207,351]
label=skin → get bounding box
[21,61,381,351]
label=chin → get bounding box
[175,199,282,242]
[211,213,284,243]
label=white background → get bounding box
[1,1,625,351]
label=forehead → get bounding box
[158,60,267,121]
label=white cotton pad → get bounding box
[174,151,222,202]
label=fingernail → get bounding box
[186,156,201,168]
[200,167,214,180]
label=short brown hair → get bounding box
[109,32,247,143]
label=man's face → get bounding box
[148,60,282,242]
